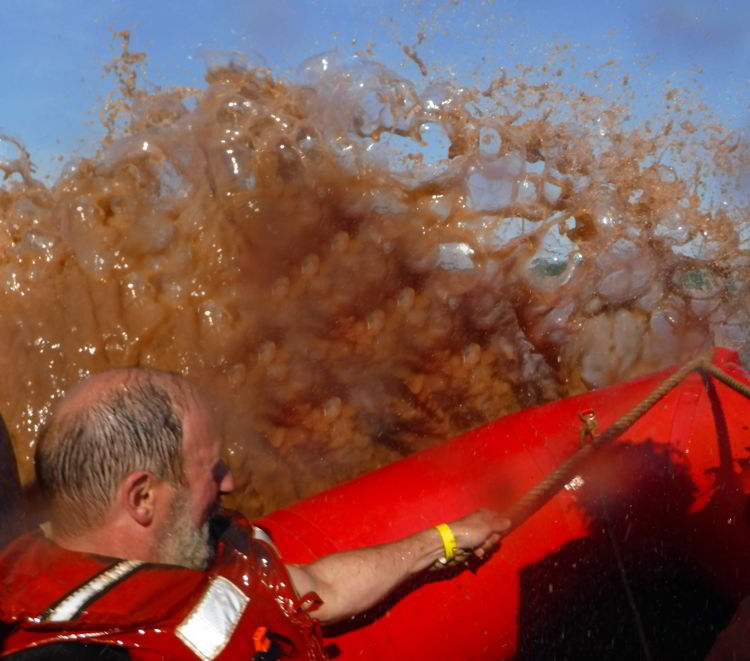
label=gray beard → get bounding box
[156,488,214,570]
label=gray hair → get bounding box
[35,370,190,534]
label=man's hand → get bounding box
[447,508,511,559]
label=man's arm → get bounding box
[286,509,509,624]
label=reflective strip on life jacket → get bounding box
[252,526,275,550]
[41,560,145,623]
[175,576,249,661]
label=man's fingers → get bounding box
[473,531,502,559]
[476,509,511,533]
[452,509,512,557]
[496,517,511,533]
[484,532,500,551]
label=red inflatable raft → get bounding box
[256,348,750,659]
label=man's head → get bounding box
[35,367,234,569]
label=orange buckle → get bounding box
[253,626,271,653]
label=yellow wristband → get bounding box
[436,523,457,562]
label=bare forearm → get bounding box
[294,527,445,623]
[287,509,510,624]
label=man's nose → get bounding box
[219,469,235,495]
[213,459,235,494]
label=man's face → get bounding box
[180,392,235,530]
[155,392,235,569]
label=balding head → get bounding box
[35,368,194,536]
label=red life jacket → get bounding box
[0,512,326,660]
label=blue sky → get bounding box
[2,0,749,181]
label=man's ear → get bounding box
[120,471,159,527]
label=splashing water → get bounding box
[1,38,748,515]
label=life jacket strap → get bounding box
[40,560,145,623]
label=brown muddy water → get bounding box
[1,34,748,516]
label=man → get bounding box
[0,368,509,660]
